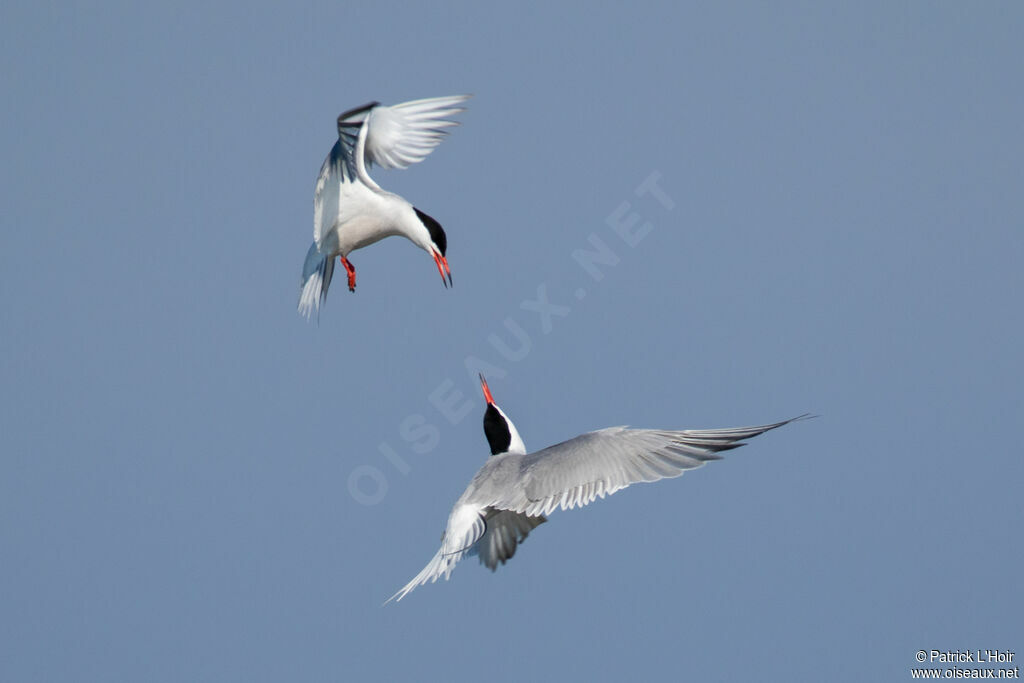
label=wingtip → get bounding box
[383,581,416,605]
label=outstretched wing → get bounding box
[492,416,809,517]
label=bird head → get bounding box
[413,207,452,288]
[479,374,526,456]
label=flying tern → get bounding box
[298,95,470,318]
[387,375,808,602]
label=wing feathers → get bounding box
[364,95,471,170]
[501,416,808,517]
[473,510,546,571]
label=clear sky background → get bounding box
[2,2,1021,682]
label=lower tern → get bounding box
[388,375,809,602]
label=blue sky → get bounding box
[1,2,1021,682]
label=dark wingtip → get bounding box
[336,101,380,131]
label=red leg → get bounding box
[340,256,356,292]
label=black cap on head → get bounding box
[414,207,447,256]
[483,404,512,456]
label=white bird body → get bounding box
[319,185,415,255]
[298,95,469,318]
[387,375,808,602]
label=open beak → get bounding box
[431,250,453,288]
[479,373,495,405]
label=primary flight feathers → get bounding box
[358,95,470,170]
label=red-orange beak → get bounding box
[479,373,495,405]
[431,250,453,288]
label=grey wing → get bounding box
[496,416,808,517]
[471,509,547,571]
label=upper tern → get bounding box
[298,95,470,318]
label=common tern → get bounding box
[387,375,809,602]
[298,95,469,318]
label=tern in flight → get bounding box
[298,95,470,318]
[387,375,809,602]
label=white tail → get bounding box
[298,242,335,319]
